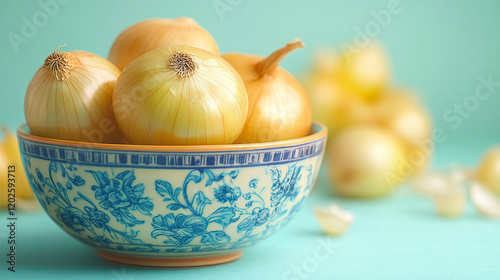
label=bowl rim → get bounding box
[17,122,327,152]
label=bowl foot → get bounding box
[97,251,243,269]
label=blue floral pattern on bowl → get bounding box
[18,123,326,263]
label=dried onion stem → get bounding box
[169,51,198,77]
[42,44,77,81]
[256,39,304,76]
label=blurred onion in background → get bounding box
[303,42,433,198]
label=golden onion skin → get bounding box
[223,40,312,144]
[1,126,33,201]
[113,45,248,145]
[373,89,433,176]
[328,125,406,198]
[339,42,390,102]
[109,18,220,70]
[24,49,122,143]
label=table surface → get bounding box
[1,164,500,280]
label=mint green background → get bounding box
[1,0,500,279]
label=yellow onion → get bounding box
[223,39,312,143]
[304,74,374,140]
[309,48,341,78]
[0,143,8,208]
[1,126,34,202]
[303,48,375,142]
[328,125,406,198]
[339,43,390,102]
[305,77,345,138]
[109,18,219,70]
[373,89,433,175]
[476,147,500,195]
[113,45,248,145]
[25,46,122,143]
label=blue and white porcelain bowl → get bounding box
[17,123,327,268]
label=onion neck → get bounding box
[43,44,74,81]
[256,39,305,77]
[169,51,198,77]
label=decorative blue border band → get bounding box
[18,138,325,169]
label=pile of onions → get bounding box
[24,18,312,148]
[109,18,220,70]
[303,42,434,198]
[223,39,312,143]
[24,45,123,143]
[339,43,390,102]
[113,45,248,145]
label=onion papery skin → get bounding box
[25,50,122,143]
[113,45,248,146]
[109,18,220,70]
[328,125,406,198]
[223,44,312,144]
